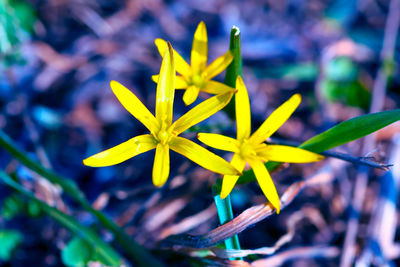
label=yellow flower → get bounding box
[152,21,235,106]
[198,77,324,213]
[83,43,240,187]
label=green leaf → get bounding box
[224,26,242,88]
[320,79,371,109]
[10,0,36,33]
[0,170,122,266]
[1,194,25,219]
[280,62,318,81]
[0,130,164,267]
[0,0,36,66]
[300,109,400,153]
[27,199,41,217]
[0,230,23,261]
[62,237,93,267]
[223,26,243,120]
[320,57,370,109]
[0,130,86,204]
[325,57,358,82]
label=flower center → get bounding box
[155,122,176,145]
[191,74,204,88]
[239,140,257,159]
[157,130,170,145]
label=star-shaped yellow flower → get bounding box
[198,77,324,213]
[152,21,235,106]
[83,43,240,187]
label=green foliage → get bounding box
[27,199,41,217]
[1,194,25,219]
[252,62,318,81]
[62,237,110,267]
[301,109,400,152]
[325,57,358,81]
[9,0,36,33]
[224,26,242,87]
[223,26,243,120]
[0,130,164,266]
[325,0,357,26]
[1,193,42,219]
[0,230,22,261]
[0,171,123,266]
[320,57,371,109]
[62,237,92,267]
[0,0,36,65]
[279,62,318,81]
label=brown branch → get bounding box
[269,137,392,171]
[159,166,336,249]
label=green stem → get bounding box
[0,171,122,266]
[0,130,164,267]
[215,25,244,260]
[212,183,242,260]
[224,26,243,120]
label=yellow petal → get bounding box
[152,143,170,187]
[83,134,156,167]
[250,94,301,144]
[197,133,240,152]
[171,92,233,135]
[152,74,188,89]
[156,42,175,126]
[201,80,236,95]
[203,51,233,80]
[110,81,159,133]
[183,85,200,105]
[170,136,240,176]
[155,38,192,78]
[191,21,208,74]
[257,145,324,163]
[220,154,246,199]
[235,76,251,140]
[247,158,281,213]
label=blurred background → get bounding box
[0,0,399,266]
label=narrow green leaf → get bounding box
[0,130,86,203]
[223,26,243,120]
[300,109,400,152]
[0,130,164,267]
[0,171,122,266]
[224,26,242,87]
[215,26,243,258]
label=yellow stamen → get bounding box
[239,140,257,159]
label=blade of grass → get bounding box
[300,109,400,152]
[0,130,164,267]
[0,170,122,266]
[223,26,243,120]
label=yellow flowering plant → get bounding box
[83,43,240,187]
[152,21,236,105]
[198,76,324,213]
[0,20,400,266]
